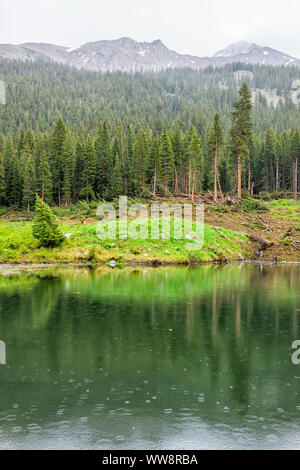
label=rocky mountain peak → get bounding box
[0,38,299,71]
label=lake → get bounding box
[0,263,300,449]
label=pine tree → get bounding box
[110,153,123,198]
[38,150,52,204]
[0,151,5,204]
[208,113,223,200]
[4,137,21,206]
[80,134,96,201]
[134,131,149,192]
[96,122,112,198]
[291,129,300,200]
[186,126,203,200]
[23,153,36,212]
[125,126,135,196]
[265,127,277,191]
[229,83,253,198]
[159,128,174,192]
[24,128,35,153]
[51,118,66,206]
[62,131,75,205]
[147,131,161,195]
[32,195,64,247]
[171,126,182,193]
[275,135,282,192]
[74,138,86,201]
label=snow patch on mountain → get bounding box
[0,38,299,71]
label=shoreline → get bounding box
[1,259,300,276]
[1,199,299,266]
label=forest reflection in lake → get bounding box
[0,263,299,449]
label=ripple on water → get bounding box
[245,415,259,423]
[79,394,89,400]
[98,438,114,447]
[198,393,205,403]
[11,426,23,433]
[0,414,17,422]
[26,423,42,433]
[178,408,192,417]
[95,404,105,410]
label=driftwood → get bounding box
[249,234,276,251]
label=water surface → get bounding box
[0,264,300,449]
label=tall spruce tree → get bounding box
[147,131,161,195]
[208,113,223,200]
[96,122,112,198]
[23,153,36,212]
[62,131,75,205]
[134,131,149,192]
[74,138,86,201]
[229,83,253,198]
[110,153,123,198]
[186,126,203,200]
[160,128,174,192]
[0,150,5,204]
[265,127,277,191]
[51,118,66,206]
[291,129,300,200]
[38,150,52,204]
[171,126,182,193]
[81,134,96,201]
[4,137,21,206]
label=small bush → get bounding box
[87,245,98,262]
[32,196,65,247]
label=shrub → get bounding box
[32,196,65,247]
[87,245,98,262]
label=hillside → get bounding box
[1,199,299,264]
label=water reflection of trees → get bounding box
[0,264,299,411]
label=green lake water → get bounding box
[0,264,300,449]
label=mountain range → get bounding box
[0,38,299,72]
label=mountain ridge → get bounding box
[0,38,299,71]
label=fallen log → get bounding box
[163,185,176,200]
[142,187,161,200]
[213,226,231,241]
[248,234,277,251]
[0,205,18,218]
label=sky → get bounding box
[1,0,300,58]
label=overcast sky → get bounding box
[1,0,300,57]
